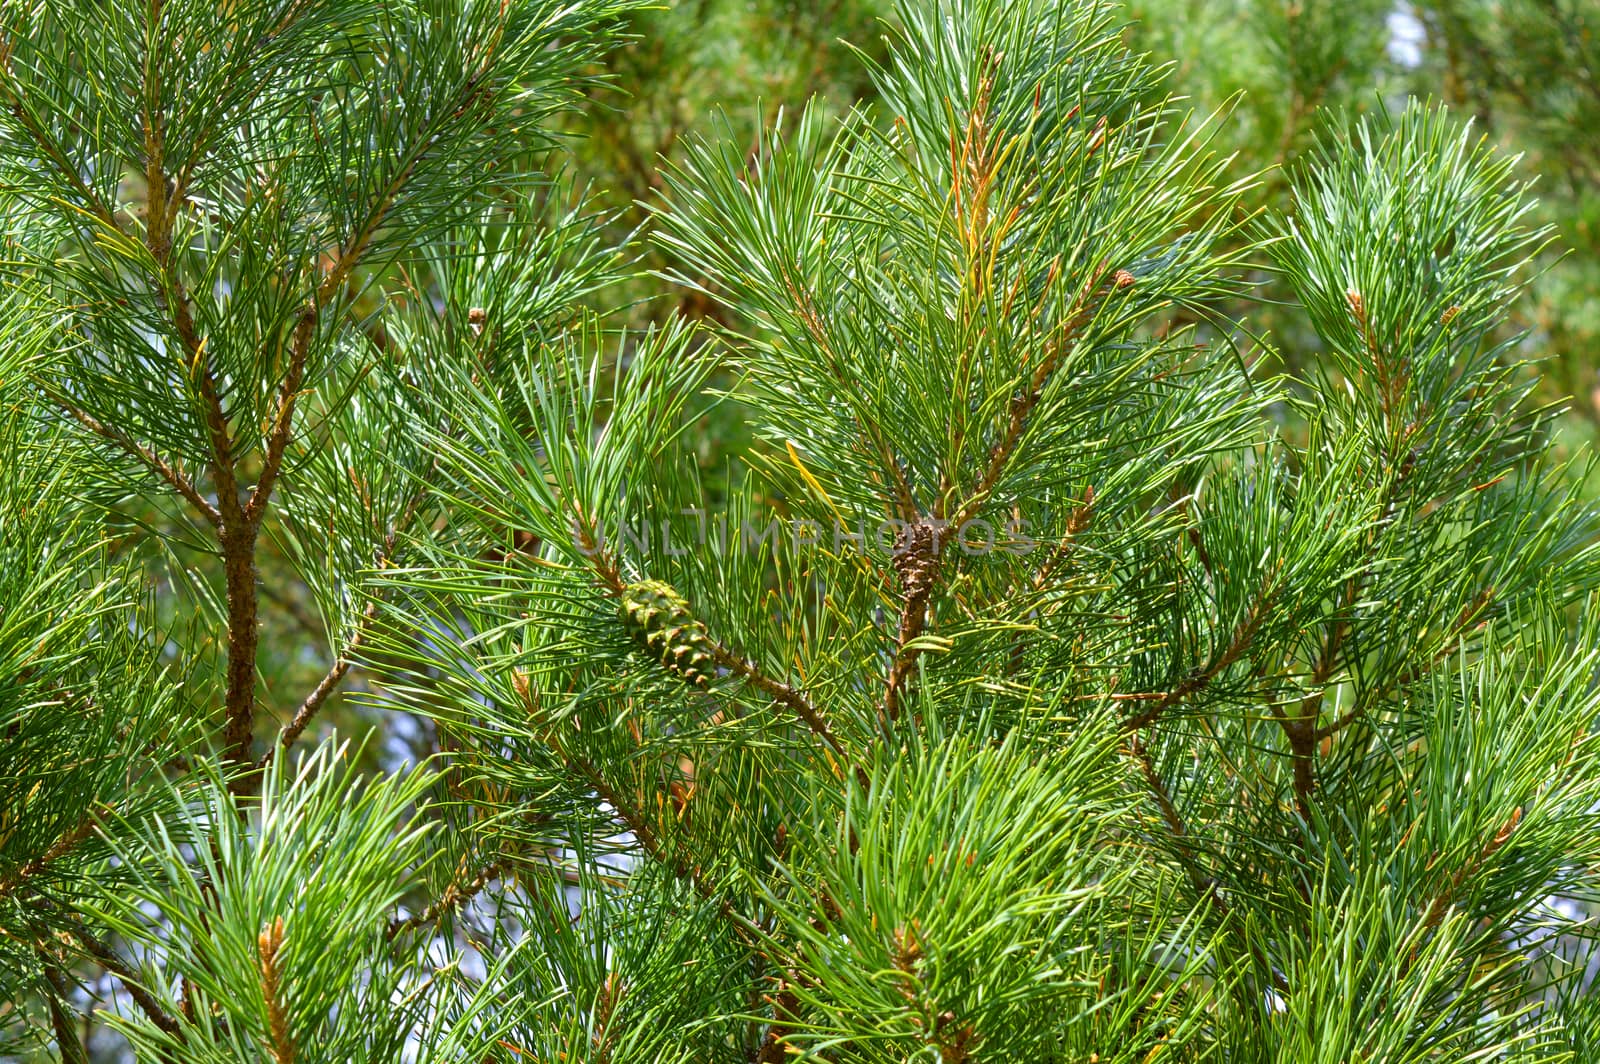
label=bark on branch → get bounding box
[387,861,503,941]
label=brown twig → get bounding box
[561,739,705,891]
[710,644,849,767]
[65,920,185,1041]
[1126,736,1293,996]
[262,471,436,772]
[56,402,222,526]
[1005,489,1096,676]
[571,502,627,598]
[1128,734,1225,904]
[952,275,1105,530]
[217,517,261,781]
[1309,701,1365,744]
[243,310,317,527]
[270,600,379,754]
[387,860,503,941]
[0,67,120,229]
[755,985,801,1063]
[153,282,259,787]
[1279,570,1362,820]
[539,731,775,959]
[1029,486,1096,592]
[1119,578,1274,732]
[1285,664,1335,819]
[1414,806,1522,958]
[0,819,95,902]
[41,959,89,1064]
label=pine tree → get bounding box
[4,1,1600,1062]
[1,0,645,1057]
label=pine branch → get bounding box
[207,84,456,785]
[41,958,89,1064]
[386,859,503,941]
[1127,734,1222,901]
[256,916,295,1064]
[243,309,317,527]
[1324,586,1497,738]
[557,735,706,891]
[951,271,1106,529]
[154,1,314,240]
[0,818,95,902]
[1118,574,1276,732]
[1009,489,1096,674]
[785,279,918,523]
[262,503,426,767]
[263,430,438,772]
[1029,487,1096,591]
[135,111,257,780]
[218,516,261,784]
[539,726,776,955]
[231,147,411,536]
[708,642,860,786]
[140,12,171,266]
[270,598,378,753]
[584,508,849,772]
[936,65,1004,526]
[62,917,185,1042]
[572,500,627,597]
[0,43,120,229]
[1127,735,1293,997]
[1129,740,1263,986]
[883,519,943,726]
[884,297,1111,725]
[1415,806,1523,955]
[1283,616,1344,820]
[591,970,623,1064]
[880,241,1107,725]
[146,34,474,786]
[53,399,222,526]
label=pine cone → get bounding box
[619,579,716,688]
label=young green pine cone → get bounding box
[619,579,716,688]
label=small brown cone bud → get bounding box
[1345,288,1365,324]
